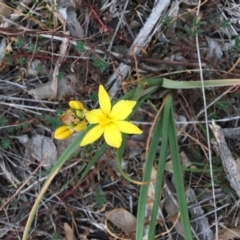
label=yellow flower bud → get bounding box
[54,125,73,140]
[74,120,87,131]
[69,100,85,110]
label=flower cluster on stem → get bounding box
[54,85,142,148]
[54,101,87,140]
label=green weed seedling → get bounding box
[92,58,110,73]
[92,184,107,208]
[1,137,11,149]
[56,72,66,80]
[45,110,62,130]
[75,41,85,52]
[233,36,240,52]
[0,116,8,126]
[184,16,207,37]
[161,15,173,28]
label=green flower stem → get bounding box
[22,127,92,240]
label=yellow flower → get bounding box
[80,85,142,148]
[54,100,87,140]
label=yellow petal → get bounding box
[109,100,136,120]
[74,120,86,131]
[80,124,104,146]
[104,123,122,148]
[113,121,142,134]
[54,125,73,140]
[85,109,103,124]
[69,100,85,110]
[99,85,111,116]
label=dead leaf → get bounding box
[187,188,213,240]
[64,223,76,240]
[107,208,136,233]
[216,227,240,240]
[16,134,57,169]
[206,37,223,64]
[27,59,48,76]
[57,0,84,38]
[28,74,79,100]
[0,0,12,22]
[165,151,194,172]
[66,6,84,38]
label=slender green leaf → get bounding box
[136,104,164,240]
[148,94,171,239]
[168,97,193,240]
[162,78,240,89]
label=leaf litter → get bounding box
[0,0,240,239]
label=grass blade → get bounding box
[147,94,171,239]
[168,96,193,240]
[136,99,166,239]
[162,78,240,89]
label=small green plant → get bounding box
[17,115,28,129]
[7,126,15,133]
[27,43,35,53]
[89,92,98,101]
[220,19,230,28]
[1,137,11,149]
[233,36,240,51]
[4,55,13,66]
[92,184,106,207]
[45,112,62,130]
[208,112,218,119]
[52,232,63,240]
[0,116,8,126]
[57,72,65,80]
[33,65,41,74]
[161,15,173,28]
[15,38,25,48]
[0,116,30,135]
[184,16,207,37]
[75,41,85,52]
[92,58,110,73]
[17,57,25,65]
[216,100,230,108]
